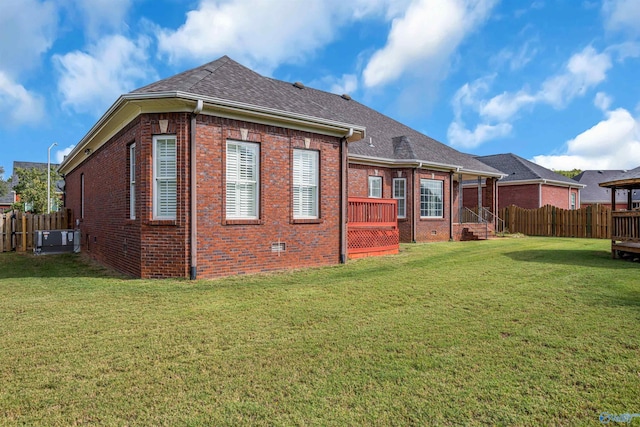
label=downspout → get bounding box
[190,99,203,280]
[449,171,454,241]
[538,182,542,208]
[339,128,353,264]
[412,162,423,243]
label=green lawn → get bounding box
[1,237,638,426]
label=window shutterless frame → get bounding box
[392,177,406,218]
[420,179,444,218]
[129,143,136,219]
[226,140,260,220]
[153,136,177,220]
[368,176,382,198]
[292,149,319,219]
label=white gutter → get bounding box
[348,154,504,178]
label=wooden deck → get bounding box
[612,242,640,258]
[347,197,399,259]
[611,211,640,258]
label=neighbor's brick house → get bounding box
[464,153,584,211]
[573,170,640,210]
[59,56,502,279]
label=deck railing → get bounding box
[347,197,399,258]
[612,211,640,242]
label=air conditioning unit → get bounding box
[34,230,80,255]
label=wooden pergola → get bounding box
[599,167,640,258]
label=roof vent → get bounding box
[293,81,305,89]
[341,94,351,100]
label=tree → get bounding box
[0,166,8,198]
[11,166,62,214]
[553,169,582,179]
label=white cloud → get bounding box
[363,0,497,88]
[533,108,640,170]
[447,121,512,149]
[448,46,614,148]
[54,35,155,115]
[603,0,640,36]
[594,92,612,111]
[0,0,57,77]
[156,0,395,74]
[0,72,45,126]
[55,145,75,163]
[328,74,359,95]
[71,0,132,39]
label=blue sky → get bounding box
[1,0,640,180]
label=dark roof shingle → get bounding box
[133,56,501,176]
[475,153,580,185]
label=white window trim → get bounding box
[129,143,136,219]
[393,177,406,219]
[153,135,177,220]
[226,140,260,220]
[368,176,382,198]
[420,179,444,218]
[293,149,319,219]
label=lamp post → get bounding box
[47,142,57,213]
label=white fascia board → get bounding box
[496,179,585,188]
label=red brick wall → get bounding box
[347,166,461,242]
[414,170,452,242]
[64,113,344,278]
[194,116,342,278]
[64,117,147,277]
[497,184,540,209]
[541,185,580,209]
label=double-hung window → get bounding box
[570,193,576,210]
[226,140,259,219]
[293,149,319,219]
[153,136,177,220]
[393,178,406,218]
[368,176,382,198]
[129,143,136,219]
[420,179,443,218]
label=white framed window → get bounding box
[293,149,319,219]
[153,136,177,220]
[420,179,443,218]
[393,178,406,218]
[226,140,259,219]
[129,143,136,219]
[570,193,576,210]
[368,176,382,198]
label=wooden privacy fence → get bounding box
[0,209,73,252]
[498,204,611,239]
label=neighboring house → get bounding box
[58,56,502,279]
[0,161,63,211]
[573,170,640,209]
[464,153,584,210]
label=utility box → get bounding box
[34,230,80,254]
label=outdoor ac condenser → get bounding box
[34,230,80,254]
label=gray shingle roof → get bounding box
[133,56,501,176]
[573,170,636,202]
[597,166,640,187]
[475,153,580,185]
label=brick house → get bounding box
[573,170,640,209]
[59,56,502,279]
[464,153,584,211]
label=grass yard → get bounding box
[0,237,639,426]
